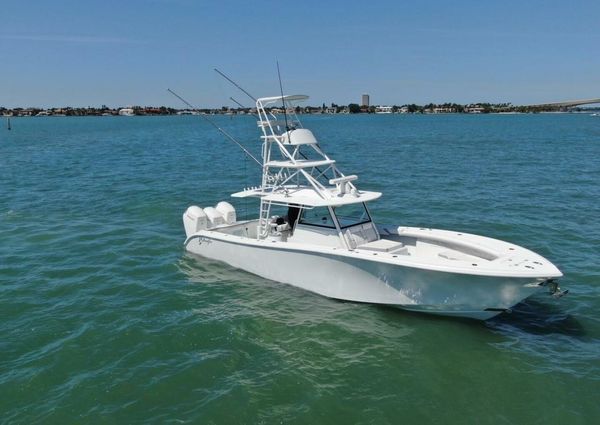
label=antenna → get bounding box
[167,88,262,167]
[276,60,290,131]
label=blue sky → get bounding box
[1,0,599,107]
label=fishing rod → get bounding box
[167,88,262,167]
[276,60,290,131]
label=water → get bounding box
[1,114,599,424]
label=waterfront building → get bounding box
[118,108,135,116]
[361,94,370,107]
[433,107,455,113]
[375,106,393,114]
[465,105,484,114]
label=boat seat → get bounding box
[438,250,477,261]
[358,239,404,253]
[276,223,290,232]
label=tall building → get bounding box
[361,94,370,107]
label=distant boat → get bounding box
[118,108,135,116]
[591,113,599,117]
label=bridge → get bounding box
[529,98,600,108]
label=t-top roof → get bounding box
[257,95,309,106]
[231,185,381,207]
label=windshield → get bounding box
[298,207,336,228]
[333,203,371,228]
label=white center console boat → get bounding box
[183,94,564,320]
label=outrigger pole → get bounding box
[229,97,259,119]
[213,66,330,178]
[214,68,257,102]
[166,88,262,167]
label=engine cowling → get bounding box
[216,201,236,224]
[183,206,207,237]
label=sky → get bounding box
[1,0,599,108]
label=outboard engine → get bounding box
[203,207,225,228]
[216,201,236,224]
[183,206,207,237]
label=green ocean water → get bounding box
[1,113,599,424]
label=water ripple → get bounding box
[1,115,599,424]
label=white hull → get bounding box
[185,232,547,320]
[179,92,563,321]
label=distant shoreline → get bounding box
[2,103,599,117]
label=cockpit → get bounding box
[268,202,379,248]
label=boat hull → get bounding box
[185,235,546,320]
